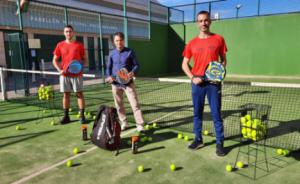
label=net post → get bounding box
[16,0,24,31]
[64,7,68,25]
[123,0,128,47]
[194,0,196,22]
[148,1,151,40]
[0,67,7,101]
[98,13,105,84]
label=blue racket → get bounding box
[67,60,83,74]
[204,61,226,82]
[196,61,225,83]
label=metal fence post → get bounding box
[0,67,7,101]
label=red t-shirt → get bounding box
[182,34,227,76]
[53,41,85,77]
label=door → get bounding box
[7,32,29,95]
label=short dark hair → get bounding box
[113,32,125,40]
[64,25,74,31]
[197,11,210,18]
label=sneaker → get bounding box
[188,140,205,150]
[216,143,226,156]
[136,125,144,132]
[79,116,86,124]
[121,122,129,131]
[60,116,70,125]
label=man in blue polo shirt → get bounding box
[106,32,145,132]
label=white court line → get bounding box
[251,82,300,88]
[147,110,180,124]
[12,111,179,184]
[158,78,190,83]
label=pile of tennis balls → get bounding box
[240,114,266,141]
[38,84,54,100]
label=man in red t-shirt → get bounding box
[182,11,227,156]
[53,25,88,124]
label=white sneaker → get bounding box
[121,122,128,131]
[136,125,144,132]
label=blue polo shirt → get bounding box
[106,47,139,78]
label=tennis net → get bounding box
[1,69,299,150]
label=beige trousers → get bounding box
[111,82,144,126]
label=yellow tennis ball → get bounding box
[282,150,289,156]
[66,160,73,167]
[253,118,260,124]
[252,122,257,129]
[277,149,283,155]
[152,123,157,128]
[245,114,251,121]
[137,165,144,172]
[246,121,252,128]
[236,161,244,168]
[170,164,176,171]
[246,128,252,137]
[50,121,55,126]
[204,130,209,135]
[16,125,21,130]
[246,128,251,133]
[69,108,72,112]
[241,127,247,135]
[73,147,79,155]
[251,130,257,138]
[226,165,233,172]
[93,115,96,120]
[184,135,189,141]
[177,133,183,139]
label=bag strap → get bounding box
[92,105,106,130]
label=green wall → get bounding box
[173,13,300,77]
[129,23,168,76]
[168,24,185,74]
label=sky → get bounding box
[156,0,300,21]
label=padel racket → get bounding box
[107,68,132,85]
[67,60,83,74]
[202,61,226,83]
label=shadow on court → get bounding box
[0,130,57,148]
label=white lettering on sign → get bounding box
[96,114,106,140]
